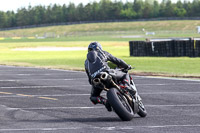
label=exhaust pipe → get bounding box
[93,78,101,85]
[100,72,109,80]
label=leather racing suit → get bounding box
[85,49,131,108]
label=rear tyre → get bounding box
[107,88,134,121]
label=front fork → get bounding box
[130,79,143,113]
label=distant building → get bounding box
[197,26,200,34]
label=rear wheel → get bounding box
[107,88,134,121]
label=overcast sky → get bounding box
[0,0,191,12]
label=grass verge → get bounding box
[0,41,200,78]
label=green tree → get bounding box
[112,1,123,19]
[98,0,112,20]
[153,1,160,17]
[183,1,192,16]
[52,4,63,23]
[174,1,186,17]
[62,4,68,22]
[133,0,144,18]
[0,11,7,28]
[174,7,186,17]
[120,8,137,19]
[67,3,76,22]
[164,0,174,17]
[16,8,30,26]
[84,3,93,21]
[91,2,100,20]
[142,0,153,18]
[0,0,199,29]
[33,6,46,24]
[5,11,16,27]
[191,0,200,16]
[76,3,85,21]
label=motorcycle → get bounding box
[92,68,147,121]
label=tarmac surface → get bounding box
[0,65,200,133]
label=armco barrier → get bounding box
[129,38,200,57]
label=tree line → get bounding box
[0,0,200,29]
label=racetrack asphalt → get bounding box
[0,65,200,133]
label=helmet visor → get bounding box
[88,48,93,52]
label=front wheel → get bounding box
[137,100,147,117]
[107,88,134,121]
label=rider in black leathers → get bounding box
[85,42,134,111]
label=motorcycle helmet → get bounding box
[88,42,102,52]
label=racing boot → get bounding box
[97,96,112,112]
[105,101,112,112]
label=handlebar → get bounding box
[121,65,134,73]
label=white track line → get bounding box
[0,127,81,131]
[0,85,90,89]
[0,94,90,98]
[134,75,200,82]
[7,106,104,110]
[0,124,200,131]
[1,81,200,89]
[146,104,200,107]
[1,74,53,76]
[139,91,200,95]
[0,78,86,81]
[5,103,200,110]
[113,124,200,130]
[1,73,82,75]
[0,65,84,73]
[0,91,199,98]
[136,83,200,86]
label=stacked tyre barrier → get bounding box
[129,38,200,57]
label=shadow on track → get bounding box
[18,117,121,123]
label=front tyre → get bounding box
[137,100,147,117]
[107,88,134,121]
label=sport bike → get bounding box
[92,68,147,121]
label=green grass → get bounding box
[0,20,200,42]
[0,42,200,77]
[124,57,200,76]
[0,20,200,77]
[0,36,141,42]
